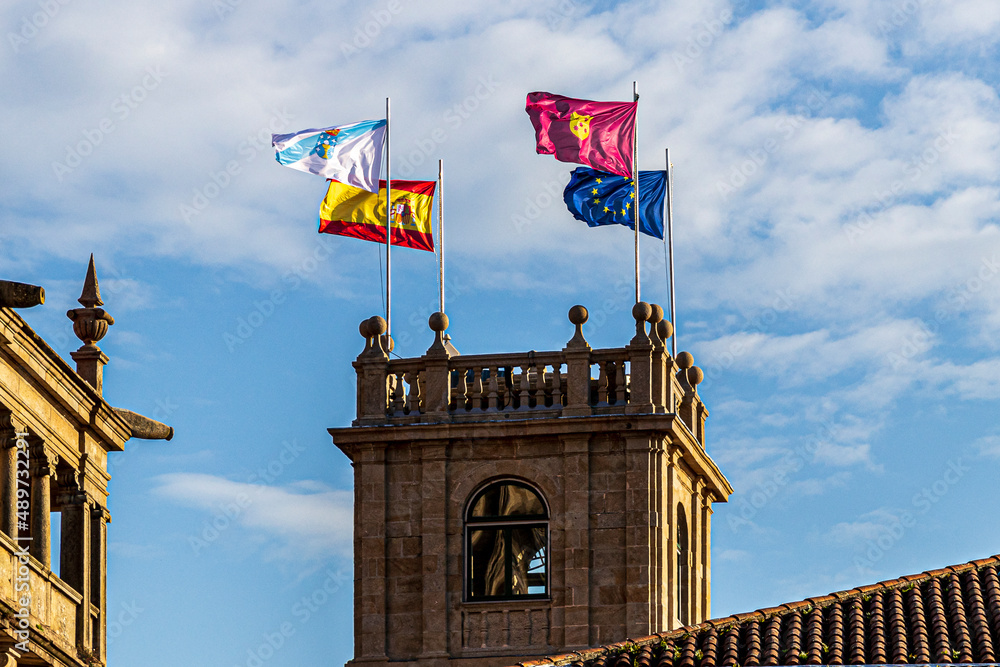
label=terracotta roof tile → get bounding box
[745,618,762,666]
[825,601,844,665]
[517,554,1000,667]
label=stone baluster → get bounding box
[422,312,453,417]
[597,361,614,405]
[354,316,390,423]
[455,367,469,411]
[500,367,512,409]
[390,374,405,414]
[534,361,547,408]
[626,302,654,414]
[551,363,563,408]
[615,359,627,404]
[0,413,25,540]
[518,364,531,409]
[486,368,499,411]
[57,465,92,652]
[471,367,484,411]
[404,372,420,414]
[29,444,57,568]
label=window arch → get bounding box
[677,502,690,625]
[465,480,549,601]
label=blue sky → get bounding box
[3,0,1000,665]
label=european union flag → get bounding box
[562,167,666,239]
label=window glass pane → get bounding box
[468,528,507,598]
[510,526,547,596]
[469,483,545,520]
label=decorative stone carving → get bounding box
[66,255,114,394]
[113,408,174,441]
[0,280,44,309]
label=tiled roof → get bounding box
[517,555,1000,667]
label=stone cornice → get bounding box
[0,308,129,453]
[330,412,733,501]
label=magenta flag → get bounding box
[525,92,637,178]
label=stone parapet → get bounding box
[351,305,709,449]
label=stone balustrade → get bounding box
[352,302,709,446]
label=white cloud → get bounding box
[976,434,1000,459]
[153,473,353,564]
[825,507,905,547]
[940,357,1000,400]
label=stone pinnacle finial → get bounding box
[68,256,114,347]
[78,253,103,308]
[67,255,114,394]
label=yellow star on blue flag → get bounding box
[561,167,666,239]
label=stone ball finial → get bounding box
[648,303,663,324]
[359,318,373,339]
[632,301,652,323]
[657,320,674,340]
[676,351,694,369]
[567,305,589,348]
[429,311,449,332]
[368,316,387,336]
[687,366,704,386]
[568,305,588,325]
[381,334,394,352]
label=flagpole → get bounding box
[665,148,677,358]
[633,81,640,304]
[385,97,392,339]
[437,159,445,314]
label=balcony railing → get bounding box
[352,303,709,445]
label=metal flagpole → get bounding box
[665,148,677,358]
[385,97,392,338]
[438,159,444,314]
[633,81,640,304]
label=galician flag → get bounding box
[272,119,386,192]
[525,92,636,178]
[319,179,436,252]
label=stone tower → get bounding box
[0,257,172,667]
[330,303,732,667]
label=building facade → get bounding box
[0,258,171,667]
[331,303,732,667]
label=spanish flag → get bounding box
[319,179,435,252]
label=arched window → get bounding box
[676,503,690,625]
[465,480,548,600]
